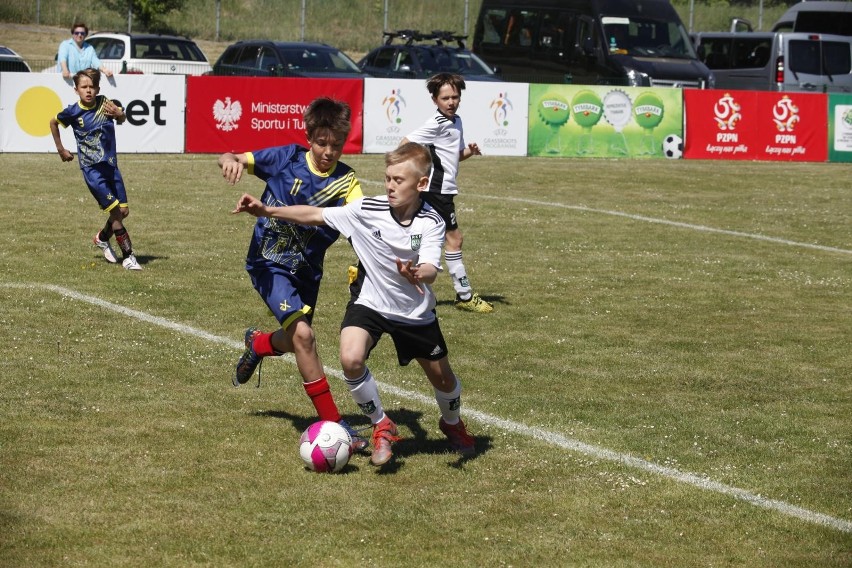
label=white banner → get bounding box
[362,78,528,156]
[0,73,186,153]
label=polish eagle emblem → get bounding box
[213,97,242,131]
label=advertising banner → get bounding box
[528,85,684,159]
[185,76,364,153]
[828,94,852,163]
[0,73,186,153]
[683,90,759,160]
[362,78,529,156]
[684,90,828,162]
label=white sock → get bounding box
[343,368,385,425]
[445,251,472,300]
[434,376,462,425]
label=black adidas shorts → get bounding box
[341,303,448,366]
[420,192,458,231]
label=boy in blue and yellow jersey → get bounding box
[50,67,141,270]
[218,97,367,450]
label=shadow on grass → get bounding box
[436,293,508,309]
[92,253,165,267]
[258,407,493,472]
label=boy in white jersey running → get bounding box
[401,72,493,313]
[232,142,476,466]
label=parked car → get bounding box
[212,40,367,78]
[694,31,852,93]
[84,32,212,75]
[0,45,31,72]
[358,30,501,81]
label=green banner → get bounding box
[828,94,852,163]
[528,85,684,159]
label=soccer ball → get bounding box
[662,134,683,159]
[299,420,353,473]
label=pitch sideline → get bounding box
[3,281,850,534]
[355,178,852,255]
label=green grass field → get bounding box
[1,153,850,566]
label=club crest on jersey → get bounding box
[410,234,422,251]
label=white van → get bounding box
[694,31,852,93]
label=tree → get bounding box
[103,0,186,32]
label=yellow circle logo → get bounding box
[16,86,64,137]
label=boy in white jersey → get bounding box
[232,142,476,466]
[401,72,493,313]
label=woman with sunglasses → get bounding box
[57,22,113,79]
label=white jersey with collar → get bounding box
[404,109,464,195]
[322,196,445,324]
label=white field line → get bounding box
[3,280,851,534]
[358,178,852,255]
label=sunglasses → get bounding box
[73,31,87,36]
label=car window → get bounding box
[327,50,360,71]
[258,46,279,71]
[219,46,242,66]
[235,46,260,67]
[371,48,395,69]
[700,38,731,69]
[170,41,207,62]
[394,50,412,70]
[823,40,852,74]
[89,38,125,59]
[732,38,772,68]
[789,39,851,75]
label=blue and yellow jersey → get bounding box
[244,144,363,278]
[55,94,120,169]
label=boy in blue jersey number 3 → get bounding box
[49,68,142,270]
[233,142,476,466]
[218,97,367,450]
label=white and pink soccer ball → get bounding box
[298,420,353,473]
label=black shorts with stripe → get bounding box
[341,303,448,366]
[420,192,458,231]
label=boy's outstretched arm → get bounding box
[232,193,326,226]
[460,142,481,161]
[218,152,247,185]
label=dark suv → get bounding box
[358,30,500,81]
[212,40,366,78]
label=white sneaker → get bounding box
[122,255,142,270]
[93,234,117,264]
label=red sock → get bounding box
[251,332,276,357]
[303,376,341,423]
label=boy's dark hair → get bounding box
[303,97,351,140]
[426,73,466,97]
[73,68,101,88]
[387,142,432,178]
[71,22,89,34]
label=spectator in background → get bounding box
[57,22,113,79]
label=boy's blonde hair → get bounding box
[386,142,432,178]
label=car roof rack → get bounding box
[382,29,468,48]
